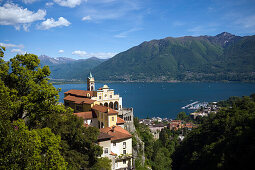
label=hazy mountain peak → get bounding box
[216,32,234,37]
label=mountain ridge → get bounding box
[38,55,106,80]
[92,32,255,82]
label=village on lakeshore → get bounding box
[63,73,222,170]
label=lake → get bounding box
[54,82,255,119]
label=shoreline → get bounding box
[50,79,255,85]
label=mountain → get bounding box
[39,55,76,66]
[92,32,255,82]
[38,55,106,80]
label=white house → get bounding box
[100,126,133,170]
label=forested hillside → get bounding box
[39,55,106,80]
[172,95,255,169]
[134,94,255,170]
[93,32,255,82]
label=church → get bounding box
[63,73,134,170]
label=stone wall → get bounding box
[118,108,135,133]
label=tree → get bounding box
[0,119,67,169]
[172,95,255,170]
[91,157,112,170]
[176,112,190,122]
[0,49,103,169]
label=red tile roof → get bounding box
[74,111,97,119]
[64,95,95,104]
[92,105,118,115]
[100,126,132,141]
[98,132,113,141]
[116,117,125,124]
[64,89,94,97]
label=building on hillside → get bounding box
[100,126,133,170]
[73,111,98,127]
[92,104,119,128]
[64,73,133,169]
[118,108,135,133]
[149,123,166,139]
[168,120,183,130]
[87,72,95,91]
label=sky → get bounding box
[0,0,255,61]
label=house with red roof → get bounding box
[65,73,133,169]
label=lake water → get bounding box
[54,82,255,119]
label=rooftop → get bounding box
[98,132,113,141]
[64,89,94,97]
[116,117,125,124]
[100,126,132,141]
[92,105,118,115]
[64,95,95,104]
[73,111,97,119]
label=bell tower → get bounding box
[87,72,95,91]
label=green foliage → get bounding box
[172,95,255,170]
[91,157,112,170]
[93,34,255,82]
[0,50,102,169]
[134,117,179,169]
[176,112,191,122]
[134,117,154,161]
[0,119,67,169]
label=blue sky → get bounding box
[0,0,255,61]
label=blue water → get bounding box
[54,82,255,119]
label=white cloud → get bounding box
[72,50,87,57]
[0,3,46,30]
[53,0,85,8]
[82,15,91,21]
[187,24,217,36]
[38,17,71,30]
[72,50,116,59]
[11,48,25,54]
[0,42,24,49]
[235,15,255,29]
[80,0,141,21]
[87,52,116,59]
[46,2,54,7]
[114,28,142,38]
[58,49,64,53]
[22,0,39,4]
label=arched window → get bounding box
[87,93,90,98]
[104,103,108,107]
[114,101,118,110]
[109,102,113,109]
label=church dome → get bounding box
[103,84,109,89]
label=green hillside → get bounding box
[39,56,105,80]
[92,33,255,82]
